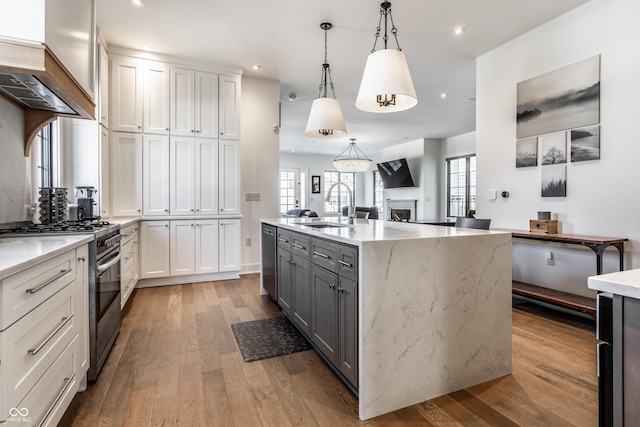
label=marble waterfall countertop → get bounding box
[262,217,513,420]
[0,235,94,279]
[589,269,640,299]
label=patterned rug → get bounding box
[231,316,312,362]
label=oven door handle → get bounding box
[97,252,121,274]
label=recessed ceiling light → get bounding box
[453,26,465,36]
[252,64,262,70]
[140,44,153,51]
[131,0,145,6]
[288,93,297,101]
[440,93,448,99]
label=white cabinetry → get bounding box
[144,62,170,135]
[219,74,241,140]
[219,218,241,272]
[111,132,142,217]
[170,220,196,275]
[140,221,170,279]
[120,223,139,308]
[111,57,143,133]
[196,219,219,273]
[219,140,240,215]
[143,135,170,216]
[99,126,110,217]
[169,137,196,215]
[170,69,220,138]
[98,41,109,128]
[195,139,219,215]
[0,243,88,426]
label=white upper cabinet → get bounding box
[111,57,143,133]
[169,68,196,137]
[169,136,196,215]
[98,42,109,129]
[143,135,170,216]
[219,140,240,215]
[144,62,170,135]
[219,74,241,140]
[195,72,219,138]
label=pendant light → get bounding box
[333,138,373,172]
[305,22,348,138]
[356,2,417,113]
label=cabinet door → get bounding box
[277,250,293,315]
[144,61,170,135]
[76,245,89,374]
[195,139,218,215]
[219,219,241,272]
[219,74,241,140]
[311,265,338,364]
[169,68,195,137]
[195,72,219,138]
[98,42,109,128]
[292,254,312,336]
[111,57,143,133]
[195,219,219,274]
[111,132,142,217]
[169,137,196,215]
[140,221,170,278]
[170,220,195,276]
[219,140,240,215]
[143,134,170,215]
[338,277,358,386]
[99,126,110,218]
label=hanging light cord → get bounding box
[318,26,337,99]
[371,1,401,53]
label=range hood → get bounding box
[0,38,95,156]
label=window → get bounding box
[31,122,59,196]
[373,170,384,214]
[279,169,296,214]
[446,154,476,217]
[323,171,355,213]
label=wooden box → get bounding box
[529,220,558,234]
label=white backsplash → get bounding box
[0,99,33,224]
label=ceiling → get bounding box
[96,0,591,157]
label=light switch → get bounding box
[488,190,497,200]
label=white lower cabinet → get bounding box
[120,223,139,308]
[140,218,238,280]
[0,244,88,426]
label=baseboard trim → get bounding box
[136,271,240,288]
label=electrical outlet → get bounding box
[546,259,554,266]
[245,192,261,202]
[245,237,251,246]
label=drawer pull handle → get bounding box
[338,260,352,268]
[26,269,71,294]
[278,238,289,243]
[37,373,76,427]
[292,243,305,250]
[28,315,74,356]
[313,251,330,259]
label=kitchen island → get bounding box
[260,217,513,420]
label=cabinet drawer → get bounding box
[311,238,338,272]
[291,232,311,257]
[1,249,76,330]
[15,335,79,427]
[2,280,78,413]
[121,223,138,244]
[277,229,292,251]
[337,245,358,281]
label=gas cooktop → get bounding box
[0,220,120,238]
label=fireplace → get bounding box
[386,199,417,222]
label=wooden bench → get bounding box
[512,280,596,317]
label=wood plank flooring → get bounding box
[63,274,598,426]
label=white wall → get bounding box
[240,76,280,273]
[476,0,640,297]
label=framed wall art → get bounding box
[571,124,600,162]
[516,137,538,168]
[541,165,566,197]
[312,175,321,193]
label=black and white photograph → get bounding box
[516,55,600,139]
[571,124,600,162]
[541,165,567,197]
[540,132,567,165]
[311,175,321,193]
[515,137,538,168]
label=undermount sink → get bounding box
[301,222,349,229]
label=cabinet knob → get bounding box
[78,257,85,262]
[191,129,195,133]
[137,126,141,129]
[164,225,169,228]
[166,128,170,131]
[164,209,168,212]
[220,132,224,135]
[196,209,200,212]
[191,209,194,212]
[137,209,141,212]
[196,130,200,133]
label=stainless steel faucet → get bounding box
[325,181,354,218]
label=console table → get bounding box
[496,229,628,317]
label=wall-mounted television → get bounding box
[377,158,415,188]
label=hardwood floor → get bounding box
[63,274,598,426]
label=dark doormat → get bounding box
[231,316,312,362]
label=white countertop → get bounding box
[588,269,640,299]
[0,235,93,279]
[262,217,508,245]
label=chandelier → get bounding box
[305,22,348,138]
[356,2,417,113]
[333,139,373,172]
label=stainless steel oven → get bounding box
[88,227,121,381]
